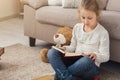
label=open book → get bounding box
[52,46,84,57]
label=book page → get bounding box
[65,53,83,57]
[52,46,65,54]
[52,46,83,57]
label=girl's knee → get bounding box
[47,48,54,57]
[80,56,94,65]
[83,56,93,61]
[47,48,59,58]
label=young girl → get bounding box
[47,0,110,80]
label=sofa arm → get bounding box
[23,0,48,9]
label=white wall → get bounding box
[0,0,20,20]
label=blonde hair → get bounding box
[78,0,101,20]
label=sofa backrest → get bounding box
[106,0,120,12]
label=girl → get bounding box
[47,0,110,80]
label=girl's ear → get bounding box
[97,10,101,21]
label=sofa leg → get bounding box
[29,37,36,47]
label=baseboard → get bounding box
[0,13,19,21]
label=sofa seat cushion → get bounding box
[35,6,79,27]
[100,11,120,40]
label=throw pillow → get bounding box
[28,0,48,9]
[48,0,62,6]
[62,0,107,9]
[106,0,120,12]
[62,0,82,8]
[22,0,29,4]
[96,0,108,10]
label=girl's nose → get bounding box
[84,19,88,24]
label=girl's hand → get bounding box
[87,53,97,61]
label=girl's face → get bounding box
[80,8,98,28]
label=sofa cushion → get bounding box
[100,11,120,40]
[106,0,120,12]
[48,0,62,6]
[62,0,108,9]
[35,6,79,27]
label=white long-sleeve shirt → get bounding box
[65,23,110,67]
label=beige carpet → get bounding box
[0,44,53,80]
[0,44,120,80]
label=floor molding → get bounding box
[0,14,19,21]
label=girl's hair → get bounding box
[78,0,101,20]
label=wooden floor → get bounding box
[0,17,48,47]
[0,17,27,47]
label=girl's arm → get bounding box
[64,25,78,52]
[95,31,110,63]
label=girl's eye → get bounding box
[88,17,92,20]
[81,16,85,19]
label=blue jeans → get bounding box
[47,48,99,80]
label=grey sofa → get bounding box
[24,0,120,63]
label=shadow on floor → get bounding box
[101,60,120,73]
